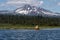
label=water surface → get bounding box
[0,29,60,40]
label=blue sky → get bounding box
[0,0,60,13]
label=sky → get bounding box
[0,0,60,13]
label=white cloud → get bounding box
[40,1,43,5]
[0,4,4,6]
[57,2,60,6]
[0,0,44,10]
[0,0,44,7]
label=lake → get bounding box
[0,28,60,40]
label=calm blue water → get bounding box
[0,29,60,40]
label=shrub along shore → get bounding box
[0,23,59,29]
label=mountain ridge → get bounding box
[0,4,60,17]
[15,4,60,17]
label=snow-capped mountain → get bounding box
[15,4,60,17]
[0,4,60,17]
[15,4,40,16]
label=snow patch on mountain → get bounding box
[42,11,58,16]
[16,10,29,14]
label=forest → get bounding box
[0,14,60,26]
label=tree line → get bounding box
[0,14,60,26]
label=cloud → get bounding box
[39,1,44,5]
[57,2,60,6]
[0,0,44,7]
[0,0,44,10]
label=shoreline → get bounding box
[0,23,60,30]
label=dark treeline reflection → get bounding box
[0,14,60,26]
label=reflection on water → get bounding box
[0,29,60,40]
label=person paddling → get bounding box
[35,25,39,30]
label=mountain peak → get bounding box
[15,4,60,16]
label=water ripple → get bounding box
[0,29,60,40]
